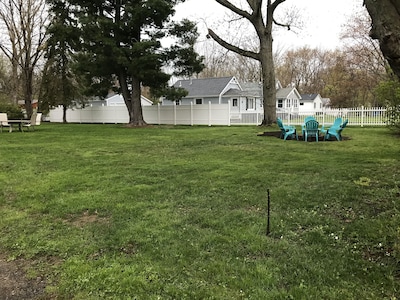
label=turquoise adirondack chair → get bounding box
[303,119,320,142]
[302,116,316,136]
[320,117,342,136]
[277,118,298,141]
[324,119,348,141]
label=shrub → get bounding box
[375,78,400,132]
[0,102,24,119]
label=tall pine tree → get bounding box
[48,0,204,126]
[41,0,82,123]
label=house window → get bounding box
[175,100,181,106]
[314,102,316,109]
[232,98,238,107]
[286,99,291,108]
[278,99,283,108]
[246,98,255,110]
[195,98,203,105]
[300,102,304,106]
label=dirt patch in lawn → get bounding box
[258,131,351,141]
[67,210,110,229]
[0,255,47,300]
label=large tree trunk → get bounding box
[259,17,276,126]
[260,52,276,126]
[63,104,67,123]
[23,67,34,118]
[129,76,146,126]
[364,0,400,79]
[118,72,146,126]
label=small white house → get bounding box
[163,76,264,114]
[276,87,302,114]
[299,94,323,115]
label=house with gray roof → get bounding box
[299,93,323,115]
[163,76,264,115]
[163,76,306,117]
[276,87,301,114]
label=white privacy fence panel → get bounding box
[49,102,231,126]
[49,104,388,127]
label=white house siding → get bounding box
[163,97,221,106]
[299,94,323,115]
[276,88,301,114]
[299,101,315,115]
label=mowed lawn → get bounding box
[0,123,399,299]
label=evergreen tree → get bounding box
[49,0,204,126]
[41,0,82,123]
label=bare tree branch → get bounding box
[273,18,290,30]
[215,0,252,20]
[207,28,260,60]
[270,0,286,12]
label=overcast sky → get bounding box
[174,0,365,50]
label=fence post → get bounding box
[208,101,212,126]
[173,101,177,125]
[228,100,231,126]
[157,103,161,125]
[361,106,364,127]
[190,102,194,126]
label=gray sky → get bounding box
[174,0,365,50]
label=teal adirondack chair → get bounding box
[277,118,298,141]
[324,119,348,141]
[320,117,342,136]
[302,116,316,136]
[303,119,320,142]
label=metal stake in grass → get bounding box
[266,189,271,236]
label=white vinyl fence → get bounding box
[278,106,387,127]
[49,104,387,127]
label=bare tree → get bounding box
[0,0,48,117]
[275,47,328,93]
[199,40,261,82]
[364,0,400,79]
[207,0,289,126]
[341,9,387,76]
[340,8,388,106]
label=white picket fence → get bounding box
[278,106,387,127]
[48,104,387,127]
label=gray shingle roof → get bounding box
[301,94,319,101]
[276,87,295,99]
[222,88,246,97]
[241,82,263,97]
[173,77,234,97]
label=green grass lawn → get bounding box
[0,124,399,299]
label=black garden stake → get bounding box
[266,189,271,236]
